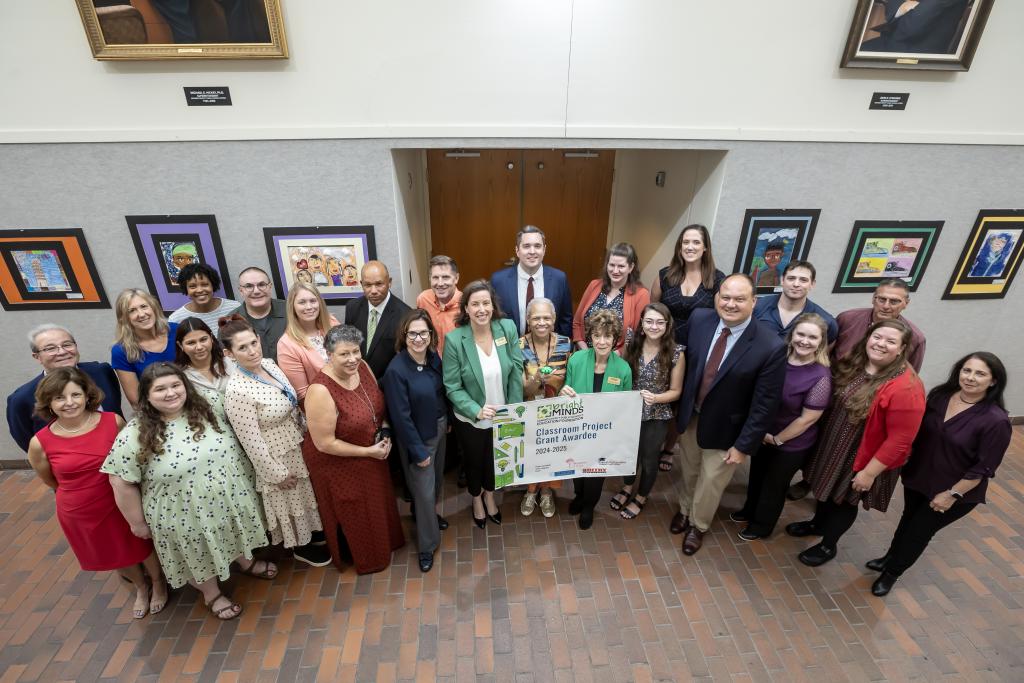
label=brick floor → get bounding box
[1,428,1022,681]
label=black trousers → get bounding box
[624,419,670,498]
[573,477,604,512]
[811,498,861,549]
[740,444,813,536]
[452,419,494,496]
[884,486,977,576]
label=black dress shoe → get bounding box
[578,508,594,530]
[568,497,584,515]
[797,543,837,567]
[418,552,434,573]
[670,511,690,535]
[729,510,750,523]
[865,554,890,572]
[871,571,898,596]
[737,527,765,542]
[437,515,449,531]
[486,511,502,526]
[785,520,821,538]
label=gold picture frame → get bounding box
[74,0,288,60]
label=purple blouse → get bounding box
[771,361,831,452]
[900,394,1011,504]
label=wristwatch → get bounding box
[948,489,964,501]
[773,436,784,447]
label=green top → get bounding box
[443,318,525,421]
[564,348,633,394]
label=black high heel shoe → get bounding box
[473,514,486,529]
[486,511,502,526]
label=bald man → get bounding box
[344,261,412,380]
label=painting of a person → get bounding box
[307,253,330,287]
[755,240,786,289]
[327,258,343,286]
[343,265,359,286]
[860,0,971,56]
[968,231,1015,278]
[168,243,198,286]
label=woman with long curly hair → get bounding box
[786,319,926,567]
[101,363,273,621]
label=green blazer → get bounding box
[564,349,633,394]
[443,318,525,421]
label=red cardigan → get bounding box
[572,279,651,349]
[853,370,926,473]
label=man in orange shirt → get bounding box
[415,255,462,356]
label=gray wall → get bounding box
[2,138,1021,458]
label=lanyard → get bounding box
[236,364,298,410]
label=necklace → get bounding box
[530,332,554,373]
[53,412,96,434]
[957,391,981,405]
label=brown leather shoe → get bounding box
[670,511,690,535]
[681,527,705,556]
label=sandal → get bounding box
[620,497,646,520]
[205,592,242,621]
[150,581,169,615]
[609,488,632,511]
[659,451,674,472]
[237,558,278,580]
[132,586,150,619]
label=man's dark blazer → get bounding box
[862,0,969,55]
[676,308,787,455]
[344,293,412,379]
[6,361,123,452]
[490,265,573,338]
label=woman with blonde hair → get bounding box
[276,282,340,401]
[111,288,178,408]
[732,313,832,540]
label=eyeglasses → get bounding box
[642,318,667,327]
[873,295,905,306]
[406,331,430,341]
[37,341,77,355]
[240,281,272,292]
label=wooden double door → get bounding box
[427,149,615,306]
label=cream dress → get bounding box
[223,359,322,548]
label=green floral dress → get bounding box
[100,415,268,588]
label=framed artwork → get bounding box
[126,215,234,313]
[841,0,994,71]
[733,209,820,294]
[833,220,943,293]
[0,228,109,311]
[263,226,377,304]
[942,210,1024,299]
[74,0,288,60]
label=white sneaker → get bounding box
[539,491,556,518]
[520,492,537,516]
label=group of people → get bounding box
[5,223,1013,625]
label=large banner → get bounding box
[491,392,643,488]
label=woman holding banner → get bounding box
[560,309,633,530]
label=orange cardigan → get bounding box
[852,369,926,473]
[572,279,651,349]
[275,315,340,400]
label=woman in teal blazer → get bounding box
[560,309,633,529]
[443,280,524,528]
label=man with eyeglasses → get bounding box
[832,278,926,372]
[6,324,123,452]
[230,267,288,362]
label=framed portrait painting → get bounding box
[74,0,288,60]
[0,228,110,311]
[263,226,377,304]
[833,220,943,293]
[841,0,994,71]
[732,209,820,294]
[942,210,1024,299]
[126,215,234,313]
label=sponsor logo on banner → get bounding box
[536,398,585,423]
[582,467,607,474]
[553,469,576,476]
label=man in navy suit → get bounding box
[670,274,787,555]
[6,324,123,452]
[491,225,573,338]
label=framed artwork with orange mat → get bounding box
[0,228,109,311]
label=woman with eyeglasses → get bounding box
[231,267,288,363]
[382,309,448,573]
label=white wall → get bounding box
[3,2,1024,144]
[391,149,430,298]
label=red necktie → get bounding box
[525,276,535,310]
[696,327,730,409]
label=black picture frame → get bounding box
[263,226,377,304]
[833,220,944,293]
[0,228,110,311]
[732,209,821,294]
[942,210,1024,300]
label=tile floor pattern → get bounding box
[0,428,1022,682]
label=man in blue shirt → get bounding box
[6,324,123,452]
[752,260,838,344]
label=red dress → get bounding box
[302,364,404,574]
[35,412,153,571]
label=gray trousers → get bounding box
[400,416,447,554]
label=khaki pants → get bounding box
[675,416,736,532]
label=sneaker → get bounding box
[728,510,750,523]
[538,491,556,518]
[737,527,765,542]
[293,544,332,567]
[520,492,537,516]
